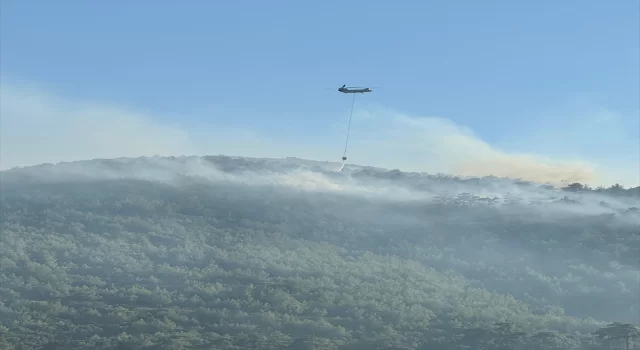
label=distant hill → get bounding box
[1,155,638,349]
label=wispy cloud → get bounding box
[1,81,636,187]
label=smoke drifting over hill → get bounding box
[2,82,637,188]
[1,155,638,349]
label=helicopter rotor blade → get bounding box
[321,85,381,90]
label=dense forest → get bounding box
[1,155,639,349]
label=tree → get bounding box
[607,183,626,195]
[564,183,586,192]
[594,322,640,350]
[528,331,582,350]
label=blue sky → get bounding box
[1,1,639,186]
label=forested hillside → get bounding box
[1,155,638,349]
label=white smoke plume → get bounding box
[1,81,636,188]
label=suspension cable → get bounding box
[342,93,357,161]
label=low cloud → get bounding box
[1,81,635,187]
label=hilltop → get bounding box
[1,155,638,349]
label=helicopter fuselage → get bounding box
[338,87,372,94]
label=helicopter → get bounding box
[338,84,373,94]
